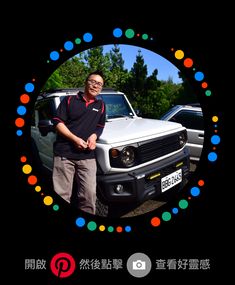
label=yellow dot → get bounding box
[22,164,32,174]
[35,186,41,192]
[99,225,105,231]
[175,50,184,59]
[212,116,218,122]
[43,196,53,206]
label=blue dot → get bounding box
[16,130,23,136]
[190,186,200,197]
[17,106,26,115]
[125,226,131,232]
[214,124,217,128]
[113,28,122,38]
[50,51,60,61]
[172,208,178,214]
[208,152,217,162]
[25,83,34,93]
[76,217,86,227]
[211,135,220,145]
[194,71,204,81]
[83,33,93,42]
[64,41,74,51]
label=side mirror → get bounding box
[38,119,54,136]
[135,109,142,116]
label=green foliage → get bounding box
[41,45,197,117]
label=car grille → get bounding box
[138,134,181,163]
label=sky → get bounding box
[102,44,182,84]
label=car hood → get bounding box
[98,117,184,145]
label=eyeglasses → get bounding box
[87,79,103,88]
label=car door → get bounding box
[34,99,56,171]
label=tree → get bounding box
[41,69,63,91]
[108,44,129,90]
[57,55,88,87]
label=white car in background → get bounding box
[160,104,204,163]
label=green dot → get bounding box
[205,90,211,96]
[87,221,97,231]
[179,199,188,209]
[53,204,59,211]
[75,38,81,44]
[125,29,135,38]
[162,211,171,221]
[107,226,114,232]
[142,34,148,40]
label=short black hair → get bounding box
[86,70,105,83]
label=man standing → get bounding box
[52,70,106,215]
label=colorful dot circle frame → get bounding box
[16,27,221,233]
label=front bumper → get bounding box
[97,148,190,204]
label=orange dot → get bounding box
[188,196,192,200]
[171,48,174,51]
[116,226,123,233]
[184,58,193,68]
[28,175,37,185]
[213,146,216,150]
[151,217,161,227]
[15,118,25,127]
[60,49,63,52]
[20,94,30,104]
[214,129,218,133]
[32,78,36,82]
[198,180,204,186]
[20,156,27,163]
[201,82,208,88]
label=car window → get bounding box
[170,110,204,131]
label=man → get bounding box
[52,70,106,215]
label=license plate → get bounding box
[161,169,182,192]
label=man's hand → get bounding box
[87,134,97,150]
[74,137,88,149]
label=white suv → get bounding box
[31,88,190,216]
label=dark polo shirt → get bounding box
[52,92,106,160]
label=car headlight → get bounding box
[120,146,136,167]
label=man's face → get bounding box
[85,75,104,97]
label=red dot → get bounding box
[116,226,123,233]
[184,58,193,68]
[151,217,161,227]
[20,94,30,104]
[198,180,204,186]
[15,118,25,127]
[28,175,37,185]
[201,82,208,88]
[20,156,27,163]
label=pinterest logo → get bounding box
[50,252,76,278]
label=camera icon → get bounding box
[132,260,146,270]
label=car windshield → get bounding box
[97,94,134,119]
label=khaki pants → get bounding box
[52,156,97,214]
